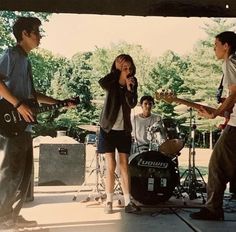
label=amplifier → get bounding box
[38,143,85,185]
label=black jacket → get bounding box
[99,70,138,133]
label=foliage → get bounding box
[144,50,194,117]
[30,49,67,93]
[34,54,96,136]
[87,42,154,99]
[0,11,51,51]
[0,18,12,53]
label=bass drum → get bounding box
[129,150,179,205]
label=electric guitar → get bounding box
[155,90,232,129]
[0,97,80,137]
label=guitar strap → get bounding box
[216,55,236,104]
[216,75,224,104]
[27,59,37,101]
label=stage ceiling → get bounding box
[0,0,236,18]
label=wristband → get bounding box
[14,100,23,109]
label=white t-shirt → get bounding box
[131,113,162,145]
[222,55,236,127]
[112,106,124,130]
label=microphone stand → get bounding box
[180,108,206,203]
[72,128,106,202]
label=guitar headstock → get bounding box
[155,90,176,103]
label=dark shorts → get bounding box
[98,128,131,154]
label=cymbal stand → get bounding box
[180,108,206,203]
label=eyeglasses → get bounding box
[31,29,44,37]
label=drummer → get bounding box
[131,95,164,153]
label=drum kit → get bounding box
[74,112,206,206]
[129,114,206,205]
[129,118,185,205]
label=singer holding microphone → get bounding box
[98,54,140,214]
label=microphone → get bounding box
[130,83,134,92]
[127,74,134,92]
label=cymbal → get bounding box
[174,105,189,113]
[78,124,99,132]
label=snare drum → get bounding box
[129,150,179,205]
[130,142,159,155]
[158,118,185,156]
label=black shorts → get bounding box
[98,128,131,154]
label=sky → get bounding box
[40,14,211,58]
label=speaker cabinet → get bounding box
[38,143,85,185]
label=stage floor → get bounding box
[17,144,235,232]
[18,186,236,232]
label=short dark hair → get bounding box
[216,31,236,55]
[111,54,136,76]
[13,16,41,42]
[140,95,154,105]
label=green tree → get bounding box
[0,11,51,51]
[33,55,96,137]
[88,42,154,99]
[30,49,67,93]
[144,50,194,117]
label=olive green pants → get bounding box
[206,125,236,212]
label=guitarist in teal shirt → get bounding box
[0,17,75,229]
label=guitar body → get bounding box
[0,98,38,137]
[0,96,80,137]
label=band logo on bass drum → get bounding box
[137,158,169,168]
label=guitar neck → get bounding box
[174,98,208,110]
[173,98,225,117]
[35,101,70,114]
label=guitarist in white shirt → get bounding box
[190,31,236,221]
[0,17,75,229]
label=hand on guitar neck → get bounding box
[155,90,232,130]
[16,97,78,123]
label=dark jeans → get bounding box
[0,132,33,219]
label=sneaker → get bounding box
[0,216,15,230]
[190,208,224,221]
[104,202,113,214]
[15,215,38,228]
[125,202,141,213]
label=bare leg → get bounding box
[119,153,130,194]
[104,152,116,200]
